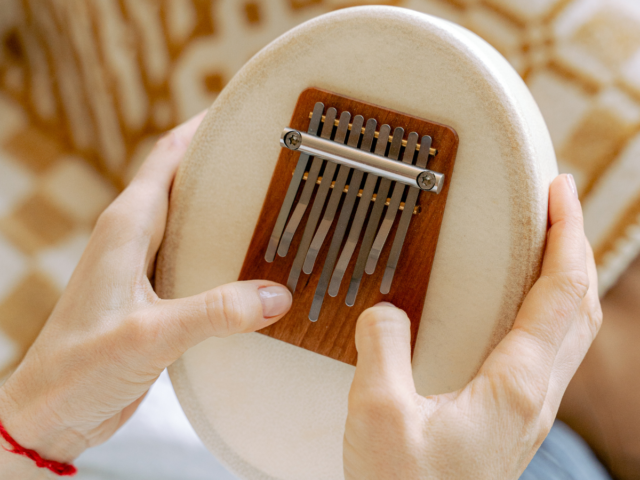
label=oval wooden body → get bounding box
[155,6,557,479]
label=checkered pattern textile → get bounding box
[1,0,639,375]
[0,93,119,378]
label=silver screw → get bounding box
[417,171,436,190]
[285,131,301,149]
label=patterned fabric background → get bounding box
[0,0,639,378]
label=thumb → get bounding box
[350,302,416,399]
[154,280,292,354]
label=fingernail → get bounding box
[375,301,396,308]
[566,174,578,198]
[259,286,292,318]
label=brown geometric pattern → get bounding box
[0,93,117,378]
[0,0,639,374]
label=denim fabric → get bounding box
[521,421,611,480]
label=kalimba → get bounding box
[156,6,557,479]
[238,88,458,365]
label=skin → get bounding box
[343,174,602,479]
[0,112,293,478]
[0,113,602,479]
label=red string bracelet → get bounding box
[0,420,77,476]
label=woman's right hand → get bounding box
[343,174,602,479]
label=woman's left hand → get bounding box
[343,174,603,480]
[0,111,292,470]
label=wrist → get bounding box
[0,384,85,464]
[0,446,54,479]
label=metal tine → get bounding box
[328,123,391,297]
[266,102,324,262]
[278,107,336,258]
[308,118,377,321]
[287,110,351,292]
[381,135,433,294]
[303,115,365,274]
[365,132,419,274]
[345,127,404,306]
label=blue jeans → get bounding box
[521,421,611,480]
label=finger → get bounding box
[515,173,588,357]
[152,280,291,357]
[541,174,587,282]
[116,110,206,219]
[135,111,207,265]
[479,174,589,405]
[133,109,207,190]
[92,111,207,272]
[344,304,422,480]
[350,303,416,399]
[543,238,602,414]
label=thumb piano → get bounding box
[239,88,458,365]
[156,6,557,479]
